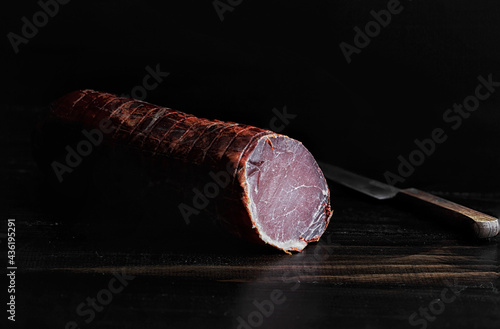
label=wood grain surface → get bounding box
[2,107,500,329]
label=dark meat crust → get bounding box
[40,89,332,252]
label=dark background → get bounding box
[1,1,500,329]
[3,0,500,190]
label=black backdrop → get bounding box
[2,0,500,191]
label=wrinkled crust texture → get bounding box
[238,134,333,252]
[40,90,333,253]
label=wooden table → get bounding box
[3,108,499,329]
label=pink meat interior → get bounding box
[245,135,330,250]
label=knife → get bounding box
[317,161,500,239]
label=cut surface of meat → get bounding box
[244,135,331,251]
[35,89,333,252]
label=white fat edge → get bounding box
[243,134,309,252]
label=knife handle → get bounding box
[396,188,499,239]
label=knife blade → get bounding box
[317,161,500,239]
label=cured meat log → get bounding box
[34,89,333,252]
